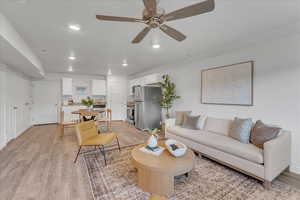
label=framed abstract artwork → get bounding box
[201,61,254,106]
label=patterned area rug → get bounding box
[83,145,300,200]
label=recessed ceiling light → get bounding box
[107,69,112,75]
[68,24,81,31]
[152,44,160,49]
[122,63,128,67]
[68,56,76,60]
[68,66,73,72]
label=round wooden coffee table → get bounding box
[131,141,195,196]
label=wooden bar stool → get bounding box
[60,111,79,137]
[96,109,112,131]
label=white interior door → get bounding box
[32,80,60,125]
[107,76,127,120]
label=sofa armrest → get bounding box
[165,118,176,128]
[264,130,291,181]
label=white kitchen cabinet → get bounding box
[92,79,106,95]
[144,74,160,85]
[128,79,139,95]
[128,74,161,95]
[62,78,73,96]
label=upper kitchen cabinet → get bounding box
[144,74,161,85]
[62,78,73,96]
[128,74,161,95]
[92,79,106,96]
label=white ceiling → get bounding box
[0,0,299,76]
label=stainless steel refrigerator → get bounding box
[134,86,162,130]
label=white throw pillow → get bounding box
[197,115,207,130]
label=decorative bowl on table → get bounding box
[165,139,187,157]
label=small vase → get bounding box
[147,134,158,148]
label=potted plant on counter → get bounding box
[81,96,94,110]
[158,75,180,119]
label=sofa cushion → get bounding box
[228,117,253,144]
[167,126,202,136]
[175,111,192,126]
[250,120,281,149]
[182,114,201,130]
[204,117,233,136]
[167,126,263,164]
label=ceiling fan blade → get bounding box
[143,0,157,16]
[159,24,186,41]
[96,15,145,23]
[132,27,151,44]
[163,0,215,22]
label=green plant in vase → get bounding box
[81,96,94,110]
[158,75,180,119]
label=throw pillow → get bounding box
[250,120,281,149]
[175,111,192,126]
[197,115,207,130]
[182,114,200,130]
[228,117,253,144]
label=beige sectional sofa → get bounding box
[165,117,291,188]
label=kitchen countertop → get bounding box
[62,102,107,106]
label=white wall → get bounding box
[0,62,32,150]
[0,69,6,149]
[134,34,300,174]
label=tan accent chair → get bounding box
[149,195,168,200]
[74,120,120,165]
[96,109,112,131]
[60,111,79,137]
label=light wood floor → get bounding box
[0,122,149,200]
[0,122,299,200]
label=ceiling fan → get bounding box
[96,0,215,44]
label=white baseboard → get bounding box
[290,166,300,175]
[16,125,32,137]
[0,125,32,151]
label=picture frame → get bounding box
[201,61,254,106]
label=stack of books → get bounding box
[139,145,165,156]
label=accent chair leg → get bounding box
[74,146,82,163]
[263,180,271,190]
[116,136,121,152]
